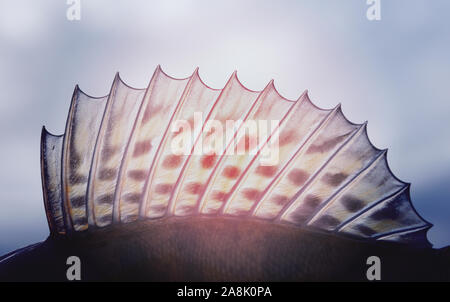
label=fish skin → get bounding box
[0,217,448,282]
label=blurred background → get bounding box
[0,0,449,254]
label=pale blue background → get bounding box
[0,0,449,255]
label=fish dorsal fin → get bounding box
[41,66,432,247]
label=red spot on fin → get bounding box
[162,154,183,169]
[186,182,204,195]
[255,165,278,178]
[133,140,152,157]
[155,183,173,195]
[128,170,147,181]
[271,194,290,206]
[212,191,230,202]
[242,188,262,201]
[201,154,217,169]
[222,166,241,179]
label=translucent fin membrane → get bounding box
[40,66,432,247]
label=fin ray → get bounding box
[41,128,66,234]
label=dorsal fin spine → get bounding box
[41,127,55,233]
[60,85,82,232]
[41,127,66,234]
